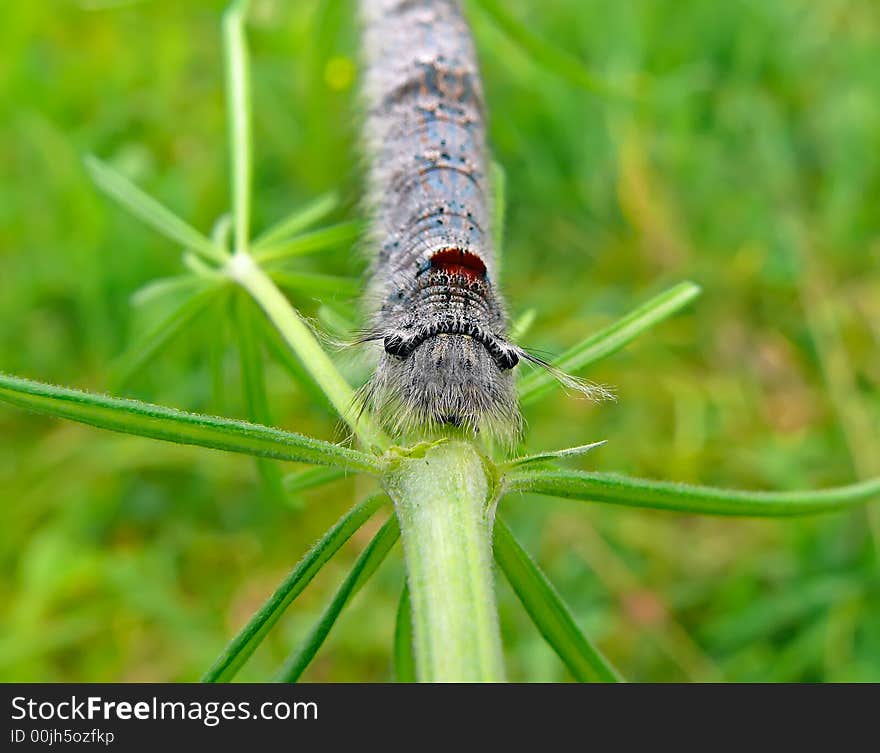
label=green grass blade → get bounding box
[202,493,388,682]
[275,516,400,682]
[111,283,225,390]
[253,221,363,264]
[234,293,288,504]
[208,295,231,414]
[253,192,340,250]
[469,0,628,99]
[510,308,537,341]
[394,585,416,683]
[0,372,380,473]
[700,575,857,655]
[84,155,225,263]
[519,281,701,405]
[491,160,506,276]
[494,518,623,682]
[223,0,253,252]
[508,469,880,517]
[269,271,360,298]
[284,467,347,494]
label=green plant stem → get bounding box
[223,0,252,252]
[228,251,389,451]
[384,440,506,682]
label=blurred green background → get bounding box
[2,0,879,681]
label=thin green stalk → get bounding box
[509,469,880,517]
[228,251,389,451]
[203,493,388,682]
[384,441,506,682]
[223,0,253,252]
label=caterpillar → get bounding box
[357,0,604,446]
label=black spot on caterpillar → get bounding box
[357,0,608,446]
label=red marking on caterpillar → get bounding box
[429,247,486,280]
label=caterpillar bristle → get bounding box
[517,348,616,403]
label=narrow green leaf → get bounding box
[84,155,224,263]
[270,271,360,299]
[284,467,347,494]
[202,493,388,682]
[519,281,701,405]
[253,221,363,264]
[494,519,623,682]
[209,295,230,414]
[0,372,380,473]
[234,293,288,504]
[223,0,253,251]
[131,274,205,308]
[394,585,416,683]
[275,516,400,682]
[502,440,607,470]
[211,213,233,251]
[469,0,629,99]
[508,469,880,517]
[111,283,224,390]
[253,192,340,250]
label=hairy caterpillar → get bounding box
[357,0,604,446]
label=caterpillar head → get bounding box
[363,328,523,448]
